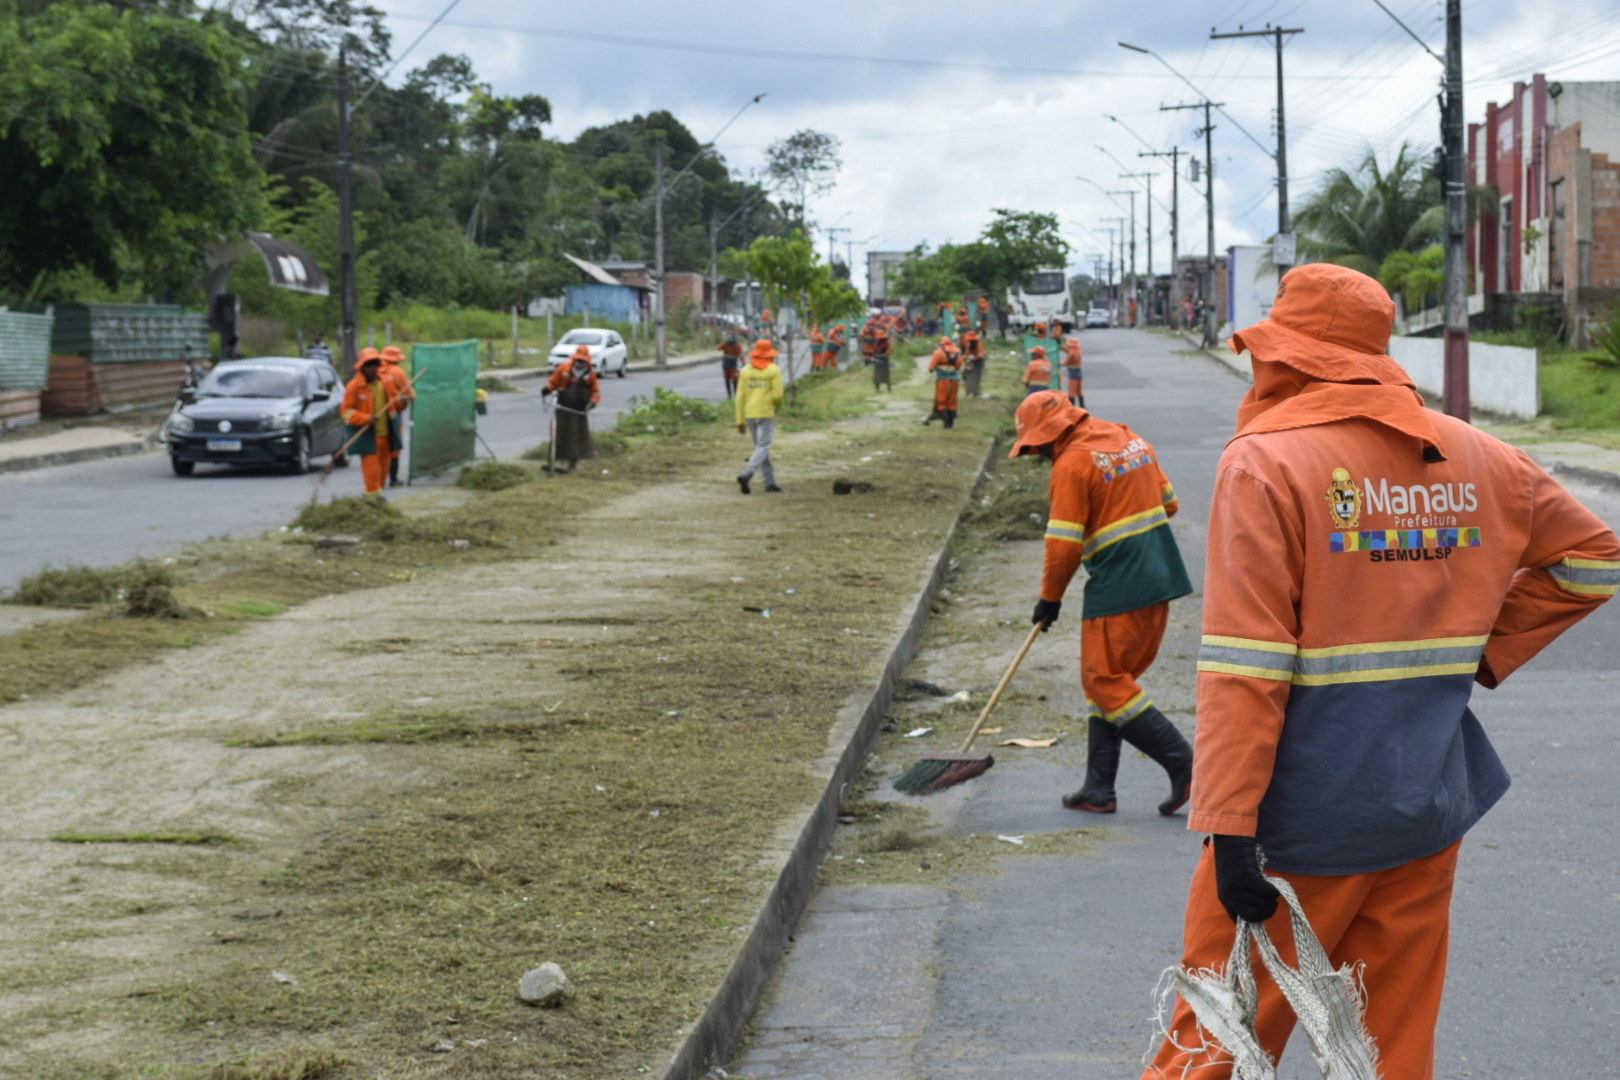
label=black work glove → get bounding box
[540,387,552,398]
[1212,835,1281,923]
[1032,598,1061,631]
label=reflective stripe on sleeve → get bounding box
[1161,481,1177,506]
[1081,505,1170,558]
[1045,518,1085,545]
[1546,557,1620,596]
[1197,635,1297,680]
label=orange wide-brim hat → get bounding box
[1009,390,1086,457]
[1229,262,1412,384]
[750,339,778,361]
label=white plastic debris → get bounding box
[996,835,1026,846]
[903,727,935,738]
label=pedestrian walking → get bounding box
[340,350,398,496]
[735,338,784,494]
[1010,390,1194,816]
[719,334,743,397]
[1143,264,1620,1080]
[1061,334,1084,407]
[304,332,332,362]
[926,336,963,428]
[962,329,985,397]
[540,345,599,473]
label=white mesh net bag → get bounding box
[1152,875,1381,1080]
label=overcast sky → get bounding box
[367,0,1620,289]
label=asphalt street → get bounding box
[0,360,731,593]
[734,328,1620,1079]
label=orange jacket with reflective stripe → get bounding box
[1192,360,1620,874]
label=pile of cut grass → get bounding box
[8,559,176,607]
[456,461,530,491]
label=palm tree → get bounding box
[1293,144,1443,276]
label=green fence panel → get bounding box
[408,340,479,481]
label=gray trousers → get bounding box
[742,417,776,485]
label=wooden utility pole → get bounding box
[1141,148,1181,324]
[1164,100,1221,345]
[337,46,357,374]
[1210,24,1303,269]
[1442,0,1469,419]
[653,141,667,368]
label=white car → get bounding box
[1084,307,1111,329]
[549,329,629,377]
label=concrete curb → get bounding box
[0,438,153,475]
[1548,460,1620,494]
[660,439,1000,1080]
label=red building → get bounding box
[1469,76,1620,343]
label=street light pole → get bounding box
[1140,149,1181,323]
[1209,24,1303,268]
[1108,190,1138,324]
[1163,100,1220,346]
[337,46,356,374]
[1122,171,1155,319]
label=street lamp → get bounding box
[654,92,767,367]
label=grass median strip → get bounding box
[2,349,1028,1079]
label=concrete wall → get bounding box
[1388,335,1541,419]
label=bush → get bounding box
[1588,307,1620,370]
[9,561,176,607]
[615,387,722,436]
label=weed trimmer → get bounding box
[893,620,1045,795]
[311,367,428,496]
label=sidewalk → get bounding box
[484,350,722,383]
[0,424,153,474]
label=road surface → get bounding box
[0,361,732,593]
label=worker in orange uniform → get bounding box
[961,328,986,397]
[1060,334,1084,407]
[925,336,962,428]
[1022,345,1053,397]
[868,321,892,391]
[540,345,600,473]
[1034,320,1048,341]
[809,325,826,371]
[826,323,846,372]
[340,351,399,496]
[1011,390,1194,816]
[1143,264,1620,1080]
[954,306,970,335]
[378,346,415,487]
[976,295,990,327]
[719,334,743,398]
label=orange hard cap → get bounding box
[1229,263,1408,383]
[1009,390,1085,458]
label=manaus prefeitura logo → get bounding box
[1325,467,1364,529]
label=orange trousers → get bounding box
[934,380,959,411]
[1144,839,1460,1080]
[1080,601,1167,724]
[361,434,391,494]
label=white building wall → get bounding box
[1388,336,1541,420]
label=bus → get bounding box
[1007,268,1071,331]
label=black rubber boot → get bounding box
[1119,706,1193,815]
[1062,717,1122,813]
[943,409,955,429]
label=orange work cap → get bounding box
[358,347,381,363]
[1029,345,1047,358]
[749,338,778,361]
[570,344,593,362]
[380,346,405,364]
[939,336,954,346]
[1009,390,1086,458]
[1229,263,1408,383]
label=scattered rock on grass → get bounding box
[832,477,875,495]
[518,962,570,1007]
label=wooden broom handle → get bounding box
[957,620,1047,753]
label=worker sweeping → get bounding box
[961,328,986,397]
[809,325,826,371]
[1011,391,1193,816]
[540,345,599,473]
[1023,345,1053,398]
[826,322,846,371]
[869,321,892,391]
[1061,334,1084,407]
[735,338,784,494]
[926,336,963,428]
[379,345,415,487]
[340,351,399,496]
[1143,263,1620,1080]
[719,334,743,398]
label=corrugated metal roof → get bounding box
[0,312,54,390]
[564,252,625,287]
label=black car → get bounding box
[167,357,347,476]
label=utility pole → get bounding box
[1122,172,1155,320]
[653,142,667,367]
[1210,24,1303,269]
[1104,218,1127,312]
[1164,100,1220,346]
[1109,190,1138,323]
[827,227,850,270]
[1141,149,1181,324]
[337,46,357,374]
[1442,0,1468,419]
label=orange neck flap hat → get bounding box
[1009,390,1087,457]
[381,346,405,365]
[749,339,778,368]
[1230,263,1445,458]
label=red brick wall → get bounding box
[663,273,705,311]
[1593,151,1620,288]
[1547,124,1580,292]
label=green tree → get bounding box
[765,129,841,233]
[1293,144,1442,276]
[806,268,863,330]
[1378,244,1444,316]
[976,208,1069,298]
[0,2,266,302]
[747,230,821,399]
[889,244,973,305]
